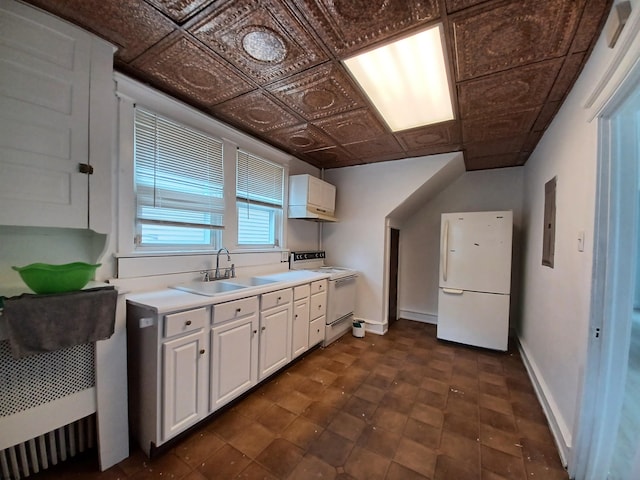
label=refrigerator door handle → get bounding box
[442,288,464,295]
[442,219,449,282]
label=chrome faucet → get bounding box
[215,247,233,279]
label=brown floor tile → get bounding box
[343,395,378,420]
[434,454,481,480]
[207,409,254,441]
[344,446,391,480]
[320,385,351,409]
[480,407,517,433]
[228,421,276,459]
[393,437,437,478]
[236,461,278,480]
[378,392,414,414]
[481,445,527,480]
[443,411,479,440]
[364,373,395,389]
[288,454,337,480]
[415,388,447,409]
[446,393,479,417]
[480,393,514,416]
[421,378,449,395]
[385,462,430,480]
[309,367,340,386]
[128,453,192,480]
[410,402,444,429]
[174,430,225,468]
[479,424,524,458]
[302,401,340,427]
[439,430,481,467]
[182,471,208,480]
[276,389,313,414]
[353,383,387,403]
[327,411,367,441]
[371,406,409,434]
[198,444,251,480]
[308,430,355,467]
[255,438,304,478]
[281,416,323,450]
[357,425,401,459]
[257,404,297,433]
[234,393,274,420]
[403,417,441,449]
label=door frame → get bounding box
[571,44,640,480]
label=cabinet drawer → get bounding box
[213,296,258,325]
[261,288,292,311]
[311,279,327,295]
[164,308,208,338]
[309,317,325,347]
[294,284,310,301]
[310,291,327,320]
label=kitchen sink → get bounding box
[222,277,278,287]
[172,281,246,296]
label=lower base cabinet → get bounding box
[210,312,259,410]
[259,288,293,380]
[162,329,209,441]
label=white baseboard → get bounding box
[517,337,571,466]
[399,310,438,324]
[355,318,388,335]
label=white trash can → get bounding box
[352,321,365,338]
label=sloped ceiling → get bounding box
[24,0,612,170]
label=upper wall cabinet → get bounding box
[0,1,115,232]
[288,174,337,222]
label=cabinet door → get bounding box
[292,298,310,359]
[162,329,208,441]
[0,1,91,228]
[307,176,335,213]
[210,314,258,411]
[259,304,291,380]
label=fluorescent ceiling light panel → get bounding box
[343,24,454,132]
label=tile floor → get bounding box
[33,320,568,479]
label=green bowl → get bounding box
[12,262,101,294]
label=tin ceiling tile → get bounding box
[212,90,301,133]
[189,0,327,84]
[302,146,355,169]
[292,0,440,57]
[465,152,527,171]
[547,52,587,102]
[464,136,526,159]
[445,0,489,14]
[266,62,367,121]
[269,123,336,152]
[144,0,211,23]
[458,59,563,119]
[571,0,612,52]
[343,135,404,159]
[462,108,539,143]
[314,109,387,144]
[395,121,461,151]
[132,33,255,106]
[451,0,581,81]
[532,101,562,132]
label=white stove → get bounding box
[290,251,358,345]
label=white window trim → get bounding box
[114,73,292,258]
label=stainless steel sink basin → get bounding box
[172,281,246,296]
[222,277,278,287]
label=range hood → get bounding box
[288,204,337,222]
[288,174,338,222]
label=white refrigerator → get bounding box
[437,211,513,351]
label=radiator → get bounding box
[0,416,95,479]
[0,340,97,479]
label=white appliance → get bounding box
[437,211,513,351]
[289,252,357,346]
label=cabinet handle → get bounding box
[185,320,192,326]
[199,349,205,355]
[295,314,298,318]
[253,329,257,334]
[277,296,282,301]
[318,305,322,309]
[236,307,242,313]
[261,326,266,331]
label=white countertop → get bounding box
[126,270,329,314]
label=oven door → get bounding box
[327,274,357,325]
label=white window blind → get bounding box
[134,108,224,247]
[236,150,284,246]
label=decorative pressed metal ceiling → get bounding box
[24,0,612,170]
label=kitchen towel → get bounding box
[2,286,117,358]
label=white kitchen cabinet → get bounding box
[126,304,210,454]
[309,280,327,347]
[259,288,293,380]
[288,174,336,220]
[210,297,259,410]
[292,284,311,359]
[0,0,114,232]
[162,327,208,442]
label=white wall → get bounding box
[518,1,640,463]
[399,168,524,324]
[323,152,464,327]
[286,158,321,253]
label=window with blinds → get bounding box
[236,150,284,247]
[134,108,224,248]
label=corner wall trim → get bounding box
[517,336,571,466]
[400,310,438,324]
